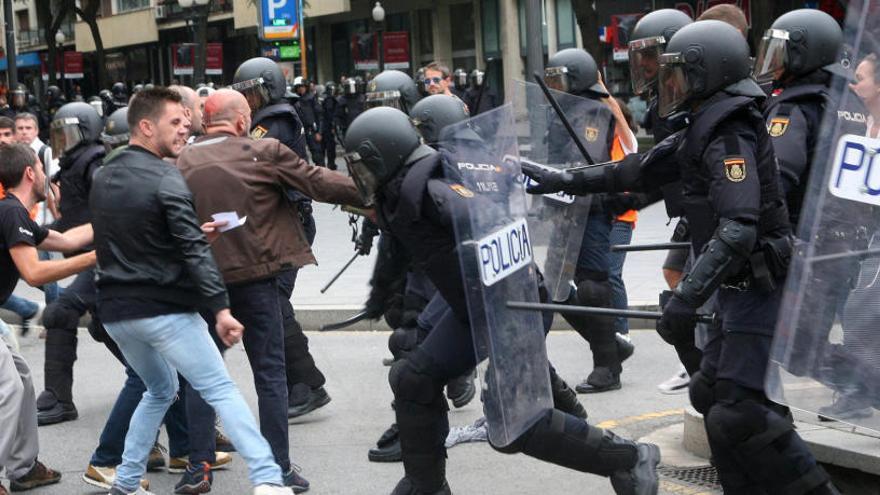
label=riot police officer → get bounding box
[37,102,106,426]
[100,106,130,153]
[336,76,366,139]
[293,76,325,166]
[542,48,638,394]
[109,82,128,113]
[231,57,329,419]
[524,20,839,495]
[364,70,422,113]
[321,81,339,169]
[451,68,468,99]
[462,69,498,116]
[345,106,659,495]
[755,9,871,417]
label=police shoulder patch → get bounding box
[250,126,268,139]
[723,157,747,183]
[767,117,790,137]
[585,126,599,142]
[450,184,475,198]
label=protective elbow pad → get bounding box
[675,218,757,307]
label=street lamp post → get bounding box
[55,30,66,98]
[372,2,385,73]
[179,0,210,85]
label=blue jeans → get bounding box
[90,364,189,466]
[609,221,633,334]
[576,211,612,280]
[1,295,38,320]
[105,312,283,491]
[186,277,290,472]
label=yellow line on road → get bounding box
[595,408,685,429]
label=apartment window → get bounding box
[481,0,500,58]
[117,0,151,13]
[418,9,433,56]
[555,0,576,50]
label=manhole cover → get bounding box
[659,465,722,489]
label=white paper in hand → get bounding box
[211,211,248,232]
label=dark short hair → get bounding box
[0,116,14,131]
[0,143,37,190]
[424,62,451,78]
[128,87,183,134]
[697,4,748,36]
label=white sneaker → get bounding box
[254,485,294,495]
[657,365,690,395]
[445,416,488,448]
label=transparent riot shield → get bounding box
[513,80,614,301]
[439,104,553,447]
[767,0,880,430]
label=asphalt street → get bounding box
[5,328,702,495]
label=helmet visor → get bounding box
[365,90,404,111]
[657,53,691,118]
[90,100,104,118]
[11,91,26,109]
[344,152,378,207]
[753,29,789,84]
[50,118,84,156]
[230,77,270,113]
[101,131,130,148]
[628,36,665,95]
[543,66,570,93]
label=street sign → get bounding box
[257,0,300,41]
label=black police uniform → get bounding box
[295,91,325,166]
[38,142,105,423]
[321,93,339,168]
[462,86,499,116]
[335,94,366,138]
[377,142,645,493]
[249,101,327,400]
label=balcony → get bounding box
[16,23,74,49]
[155,0,233,23]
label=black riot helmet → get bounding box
[365,70,421,113]
[355,76,368,95]
[453,68,469,89]
[415,67,429,96]
[343,107,434,206]
[50,101,103,157]
[469,69,486,88]
[409,94,470,146]
[544,48,608,97]
[657,20,759,118]
[133,84,144,94]
[325,81,338,97]
[628,9,693,95]
[47,85,63,101]
[342,77,358,96]
[752,9,843,85]
[110,82,128,100]
[10,84,27,109]
[101,107,130,150]
[231,57,287,112]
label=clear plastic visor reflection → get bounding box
[365,91,403,110]
[628,37,665,95]
[344,154,378,205]
[50,118,84,154]
[543,67,570,93]
[753,30,789,83]
[657,54,689,118]
[230,78,269,110]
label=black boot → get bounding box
[369,423,402,463]
[39,328,78,426]
[36,390,78,426]
[576,342,622,394]
[445,371,475,409]
[610,441,661,495]
[390,477,452,495]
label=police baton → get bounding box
[532,72,596,166]
[319,310,369,331]
[610,242,690,253]
[319,252,360,294]
[506,301,717,324]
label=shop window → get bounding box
[117,0,151,13]
[418,9,434,56]
[555,0,577,50]
[450,3,476,53]
[481,0,500,58]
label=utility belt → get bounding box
[721,234,793,292]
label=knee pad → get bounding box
[575,279,612,308]
[389,352,445,406]
[388,326,421,360]
[42,303,81,330]
[689,371,715,415]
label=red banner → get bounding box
[352,32,378,71]
[40,51,84,80]
[206,43,223,75]
[382,32,410,70]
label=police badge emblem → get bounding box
[450,184,475,198]
[723,158,746,182]
[250,125,268,139]
[767,117,790,137]
[584,127,599,142]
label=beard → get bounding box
[33,181,47,203]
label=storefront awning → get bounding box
[0,52,43,71]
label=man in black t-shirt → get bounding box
[0,143,95,493]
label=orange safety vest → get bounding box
[610,133,638,225]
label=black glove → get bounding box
[364,286,391,320]
[602,193,649,215]
[356,219,380,256]
[521,161,578,195]
[656,292,698,345]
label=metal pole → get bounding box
[299,0,307,78]
[506,301,717,324]
[610,241,690,252]
[525,0,544,148]
[377,27,384,72]
[4,0,17,89]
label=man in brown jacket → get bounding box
[175,89,365,494]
